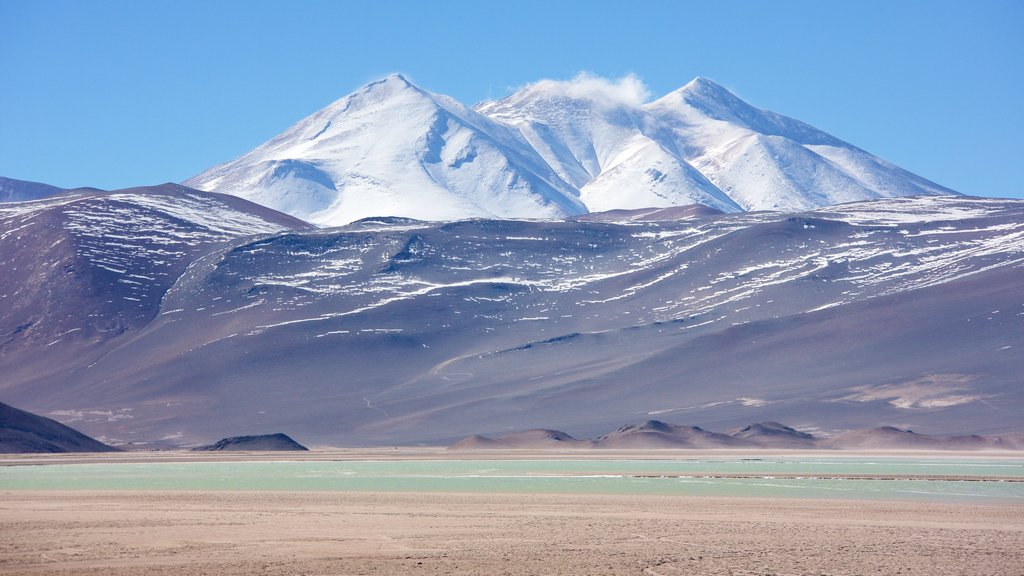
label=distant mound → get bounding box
[450,429,587,450]
[448,420,1022,451]
[192,433,308,451]
[345,216,426,228]
[822,426,997,450]
[0,402,120,453]
[576,204,724,223]
[996,433,1024,450]
[0,176,66,203]
[729,421,817,448]
[449,435,503,449]
[595,420,753,449]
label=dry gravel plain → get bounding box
[2,489,1023,576]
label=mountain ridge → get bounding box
[1,176,70,203]
[2,187,1018,446]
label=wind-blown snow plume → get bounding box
[509,72,651,110]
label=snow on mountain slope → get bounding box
[647,77,958,210]
[662,77,846,146]
[805,143,958,198]
[476,75,741,213]
[186,74,585,225]
[578,139,742,212]
[684,132,878,212]
[0,183,306,382]
[476,75,653,187]
[478,74,958,214]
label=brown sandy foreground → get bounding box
[1,489,1022,576]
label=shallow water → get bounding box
[2,458,1021,503]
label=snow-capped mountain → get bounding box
[646,77,957,211]
[186,74,584,225]
[187,74,957,225]
[477,77,742,213]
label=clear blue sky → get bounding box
[1,0,1021,198]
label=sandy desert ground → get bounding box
[1,489,1022,576]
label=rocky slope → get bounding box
[2,192,1019,446]
[0,401,120,453]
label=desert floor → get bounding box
[2,489,1022,576]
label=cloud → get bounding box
[522,72,651,109]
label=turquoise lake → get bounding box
[2,458,1022,503]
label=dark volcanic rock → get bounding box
[192,433,309,451]
[0,402,120,453]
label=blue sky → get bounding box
[1,0,1021,198]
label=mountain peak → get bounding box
[677,76,744,108]
[655,75,847,150]
[353,72,424,100]
[683,75,724,91]
[372,72,413,86]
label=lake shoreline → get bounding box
[3,454,1022,504]
[4,446,1024,466]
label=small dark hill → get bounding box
[449,434,503,449]
[192,433,308,451]
[450,429,586,449]
[996,433,1024,450]
[0,176,66,202]
[576,204,724,222]
[596,420,754,449]
[823,426,997,450]
[0,401,120,453]
[730,421,817,448]
[446,421,1019,451]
